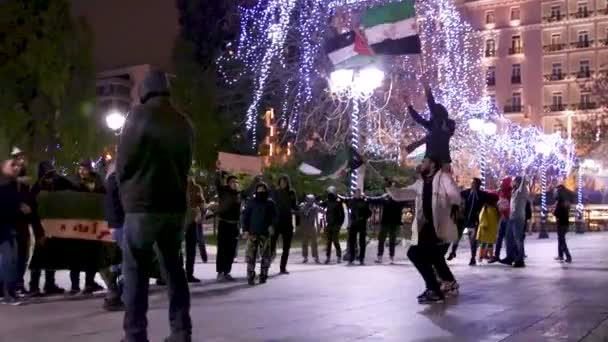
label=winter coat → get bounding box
[408,90,456,164]
[323,195,345,229]
[243,197,278,236]
[299,202,319,235]
[187,181,204,224]
[348,198,371,228]
[461,188,490,228]
[554,200,570,227]
[476,204,500,244]
[216,171,242,223]
[497,177,512,219]
[116,70,193,214]
[74,172,106,194]
[510,177,529,221]
[104,172,125,229]
[381,197,405,227]
[0,175,21,243]
[273,188,297,227]
[387,170,461,245]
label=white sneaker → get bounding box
[441,281,459,296]
[390,256,395,264]
[375,256,383,264]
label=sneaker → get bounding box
[499,258,514,266]
[512,261,526,268]
[82,282,104,295]
[44,285,65,296]
[1,297,22,306]
[279,270,290,275]
[446,252,456,261]
[565,258,572,264]
[187,276,201,283]
[68,287,80,295]
[554,256,564,261]
[417,290,445,304]
[224,274,236,282]
[441,281,460,296]
[314,258,321,264]
[375,256,383,264]
[28,289,44,298]
[359,260,365,266]
[247,277,255,286]
[324,258,331,265]
[302,258,308,264]
[259,274,268,284]
[469,258,477,266]
[216,273,225,282]
[337,258,342,264]
[487,256,500,264]
[390,256,395,265]
[103,297,125,312]
[156,279,167,286]
[347,261,354,266]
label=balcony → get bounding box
[598,39,608,46]
[572,40,593,49]
[487,78,496,86]
[504,105,523,113]
[543,43,566,52]
[544,73,565,81]
[508,46,523,55]
[574,102,597,110]
[511,75,522,84]
[485,50,496,58]
[544,104,568,112]
[572,10,593,19]
[543,14,564,23]
[575,70,592,79]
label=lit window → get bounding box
[552,92,563,107]
[511,7,521,21]
[485,39,496,56]
[551,34,561,45]
[512,92,522,107]
[510,35,522,54]
[551,6,561,19]
[485,11,495,24]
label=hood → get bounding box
[138,70,170,104]
[499,177,512,196]
[278,175,291,191]
[38,161,56,180]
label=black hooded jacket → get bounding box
[216,171,242,222]
[322,193,345,228]
[272,176,298,228]
[0,175,21,243]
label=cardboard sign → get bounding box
[218,152,263,175]
[41,219,113,242]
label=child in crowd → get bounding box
[242,182,277,286]
[476,193,500,261]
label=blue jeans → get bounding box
[122,213,192,342]
[0,238,18,300]
[506,218,525,263]
[494,218,509,259]
[111,228,124,274]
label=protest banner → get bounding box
[218,152,263,175]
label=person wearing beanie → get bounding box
[215,160,242,282]
[299,194,321,264]
[116,69,193,342]
[321,186,345,264]
[270,175,297,274]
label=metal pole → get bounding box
[480,134,488,190]
[576,162,586,233]
[350,99,360,195]
[538,159,549,239]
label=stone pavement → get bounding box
[3,232,608,342]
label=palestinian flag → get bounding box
[298,146,365,180]
[326,30,378,70]
[361,0,421,55]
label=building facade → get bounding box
[457,0,608,138]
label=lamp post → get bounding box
[329,66,384,194]
[468,118,497,190]
[535,140,552,239]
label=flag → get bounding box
[298,146,365,180]
[361,0,421,55]
[326,31,377,70]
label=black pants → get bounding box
[70,269,97,290]
[216,220,239,275]
[29,269,57,291]
[325,226,342,259]
[378,225,399,257]
[408,243,455,293]
[348,223,367,263]
[468,226,478,259]
[557,225,571,260]
[271,225,293,271]
[449,224,466,255]
[184,222,207,277]
[16,229,30,289]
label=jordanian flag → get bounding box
[361,0,421,56]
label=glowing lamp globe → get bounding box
[329,69,354,93]
[535,141,551,157]
[354,67,385,95]
[482,122,497,136]
[105,111,126,131]
[468,118,484,132]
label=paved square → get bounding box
[3,233,608,342]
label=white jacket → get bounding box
[387,171,462,245]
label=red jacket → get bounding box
[497,177,513,219]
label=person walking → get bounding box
[387,157,461,304]
[184,177,206,283]
[322,186,344,264]
[489,177,512,263]
[502,175,529,268]
[243,183,277,285]
[346,189,371,265]
[459,178,489,266]
[10,147,33,295]
[299,194,321,264]
[270,175,297,274]
[373,187,405,264]
[215,164,242,282]
[0,158,31,304]
[117,70,193,342]
[554,185,572,263]
[103,160,125,311]
[476,193,500,261]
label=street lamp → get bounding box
[105,110,126,132]
[329,66,385,194]
[468,118,497,190]
[535,140,552,239]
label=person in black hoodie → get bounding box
[103,160,125,311]
[372,183,406,264]
[117,70,193,342]
[28,161,75,296]
[346,189,372,265]
[270,175,297,274]
[215,162,242,282]
[0,158,31,304]
[455,178,489,266]
[243,182,278,285]
[322,186,344,264]
[554,185,572,263]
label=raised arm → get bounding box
[408,106,432,130]
[386,181,419,202]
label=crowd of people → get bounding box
[0,71,575,342]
